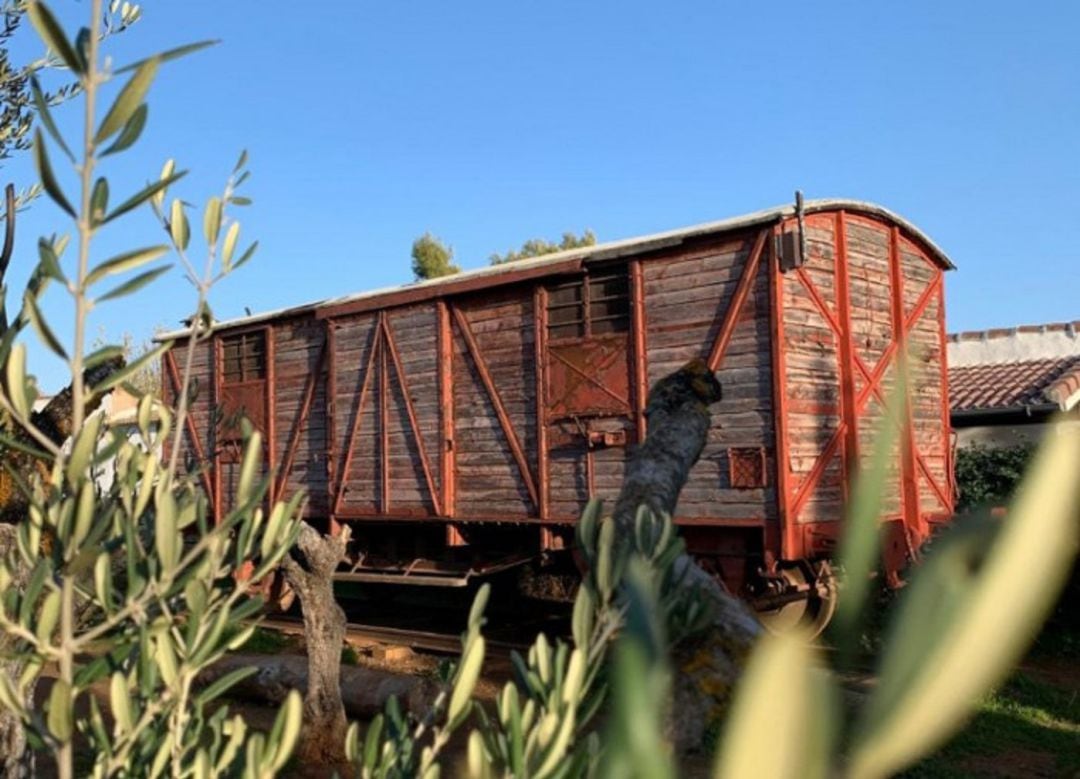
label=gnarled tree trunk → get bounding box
[279,523,351,764]
[611,359,762,752]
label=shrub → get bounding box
[0,2,303,776]
[954,442,1036,512]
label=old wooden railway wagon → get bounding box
[161,199,955,632]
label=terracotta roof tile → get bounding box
[949,356,1080,412]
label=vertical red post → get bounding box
[533,286,550,521]
[438,301,456,519]
[889,226,922,537]
[834,212,859,500]
[265,324,276,504]
[630,260,649,444]
[211,335,223,523]
[936,282,955,511]
[326,320,340,534]
[769,225,796,560]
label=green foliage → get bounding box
[954,442,1035,512]
[0,0,141,211]
[341,645,360,666]
[905,671,1080,777]
[236,627,294,656]
[347,412,1078,778]
[715,421,1079,779]
[0,2,302,776]
[489,229,596,265]
[410,232,460,281]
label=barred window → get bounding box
[547,269,629,340]
[222,331,266,384]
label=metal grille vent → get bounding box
[728,447,767,489]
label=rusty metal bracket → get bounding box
[587,429,627,448]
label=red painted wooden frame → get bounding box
[207,323,274,519]
[774,211,952,560]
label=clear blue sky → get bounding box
[6,1,1078,390]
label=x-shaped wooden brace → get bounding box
[788,266,947,520]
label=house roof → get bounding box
[950,356,1080,414]
[156,198,955,341]
[947,320,1080,415]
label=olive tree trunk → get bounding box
[279,523,351,764]
[611,359,762,752]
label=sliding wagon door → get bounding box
[541,268,635,520]
[215,328,270,516]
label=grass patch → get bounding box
[905,672,1080,777]
[236,626,294,654]
[341,645,360,666]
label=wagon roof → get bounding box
[156,198,954,340]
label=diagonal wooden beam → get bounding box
[381,314,443,516]
[451,305,539,509]
[794,265,842,336]
[916,452,952,512]
[707,229,769,371]
[333,322,381,515]
[274,337,328,501]
[164,349,215,503]
[789,420,846,521]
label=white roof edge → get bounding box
[155,198,954,341]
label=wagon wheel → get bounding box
[756,563,837,639]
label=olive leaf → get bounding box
[101,103,149,157]
[95,57,159,144]
[33,129,75,217]
[27,2,84,76]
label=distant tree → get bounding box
[411,232,460,280]
[0,0,142,210]
[489,229,597,265]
